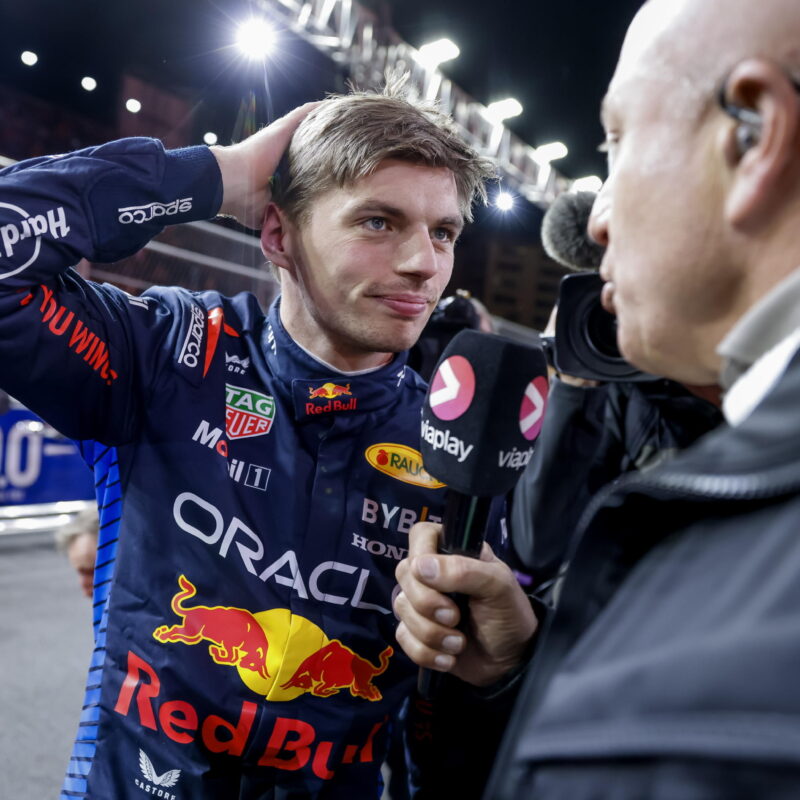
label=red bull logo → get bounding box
[153,575,270,679]
[154,576,392,702]
[281,641,392,701]
[305,382,358,415]
[114,650,388,781]
[308,382,352,400]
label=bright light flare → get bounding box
[484,98,523,125]
[20,51,38,66]
[236,18,276,60]
[126,98,141,114]
[495,191,515,211]
[416,38,460,69]
[81,76,97,92]
[571,175,603,193]
[203,132,218,146]
[534,141,568,164]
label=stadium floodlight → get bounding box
[81,76,97,92]
[126,98,142,114]
[484,98,522,125]
[533,141,568,164]
[495,191,515,211]
[203,132,219,146]
[20,51,38,66]
[416,38,460,69]
[236,18,276,60]
[571,175,603,193]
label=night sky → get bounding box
[0,0,645,180]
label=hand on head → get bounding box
[211,102,322,229]
[393,521,538,687]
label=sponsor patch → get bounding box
[177,304,205,370]
[0,202,69,278]
[21,284,118,384]
[226,353,250,375]
[116,649,388,782]
[305,382,357,416]
[225,385,276,439]
[153,575,392,701]
[364,443,445,489]
[118,198,192,225]
[136,750,180,798]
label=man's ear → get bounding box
[724,59,800,229]
[260,203,296,274]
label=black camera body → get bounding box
[408,294,481,382]
[544,273,657,383]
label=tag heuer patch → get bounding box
[225,384,276,439]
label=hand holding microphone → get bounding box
[394,330,547,691]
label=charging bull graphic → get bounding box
[280,641,393,701]
[308,382,351,400]
[153,577,393,702]
[153,575,270,679]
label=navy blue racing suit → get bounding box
[0,138,480,799]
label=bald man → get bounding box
[393,1,800,797]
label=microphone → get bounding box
[541,191,604,271]
[540,191,655,382]
[417,329,549,697]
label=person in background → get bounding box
[55,507,99,598]
[393,0,800,796]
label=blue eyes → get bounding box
[362,218,456,243]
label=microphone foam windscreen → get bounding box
[541,191,605,271]
[420,330,549,496]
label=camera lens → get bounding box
[584,302,620,359]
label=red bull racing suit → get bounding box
[0,139,496,798]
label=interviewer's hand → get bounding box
[394,522,538,687]
[210,102,320,229]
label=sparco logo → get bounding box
[178,304,205,369]
[135,748,180,798]
[0,202,70,275]
[118,197,192,224]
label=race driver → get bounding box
[0,79,496,799]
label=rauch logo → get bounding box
[364,443,445,489]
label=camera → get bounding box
[408,293,481,382]
[542,272,657,382]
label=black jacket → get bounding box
[510,378,722,588]
[487,348,800,798]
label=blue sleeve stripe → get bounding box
[61,440,123,798]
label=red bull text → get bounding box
[306,382,357,415]
[114,651,388,781]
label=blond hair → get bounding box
[273,75,495,225]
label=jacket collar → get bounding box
[718,265,800,390]
[260,297,411,421]
[634,346,800,500]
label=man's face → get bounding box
[589,1,743,384]
[280,159,462,366]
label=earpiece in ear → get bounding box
[718,83,763,159]
[736,121,761,156]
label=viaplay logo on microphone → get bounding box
[428,356,475,421]
[519,377,548,441]
[422,355,477,464]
